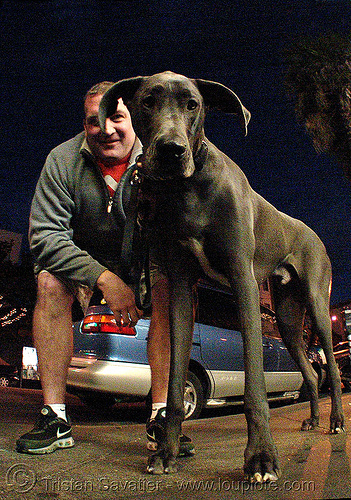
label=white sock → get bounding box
[48,404,67,422]
[151,402,166,420]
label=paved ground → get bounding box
[0,388,351,500]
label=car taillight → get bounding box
[81,314,101,333]
[81,314,136,336]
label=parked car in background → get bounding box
[329,306,351,391]
[301,336,351,395]
[333,341,351,390]
[0,360,19,387]
[67,282,304,419]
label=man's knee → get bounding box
[36,272,74,310]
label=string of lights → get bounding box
[0,295,27,328]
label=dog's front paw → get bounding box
[301,417,319,431]
[244,447,280,483]
[147,451,178,475]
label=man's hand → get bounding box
[96,270,142,326]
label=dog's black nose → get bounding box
[156,139,186,160]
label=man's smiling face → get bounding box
[84,94,136,164]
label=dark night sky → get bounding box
[1,0,351,304]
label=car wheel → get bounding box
[0,376,9,387]
[317,365,327,391]
[299,364,327,401]
[145,370,205,420]
[183,371,204,420]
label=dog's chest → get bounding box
[141,183,228,284]
[143,185,209,237]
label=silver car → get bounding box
[67,283,303,419]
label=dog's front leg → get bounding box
[232,273,280,482]
[147,258,195,475]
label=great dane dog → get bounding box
[99,71,344,482]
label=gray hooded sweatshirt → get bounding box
[29,131,143,289]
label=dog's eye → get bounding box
[187,99,198,111]
[142,95,155,109]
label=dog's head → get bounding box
[99,71,250,180]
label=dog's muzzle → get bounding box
[156,138,187,162]
[140,137,192,180]
[140,141,208,181]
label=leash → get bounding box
[120,158,152,311]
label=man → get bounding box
[16,82,193,456]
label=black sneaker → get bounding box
[16,405,74,454]
[146,407,195,457]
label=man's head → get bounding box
[83,81,136,165]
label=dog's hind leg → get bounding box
[271,272,320,431]
[273,259,344,434]
[305,285,344,433]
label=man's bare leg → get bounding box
[33,271,74,405]
[16,271,75,453]
[147,277,170,407]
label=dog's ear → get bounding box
[195,79,251,136]
[99,76,144,131]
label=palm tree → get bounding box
[285,32,351,181]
